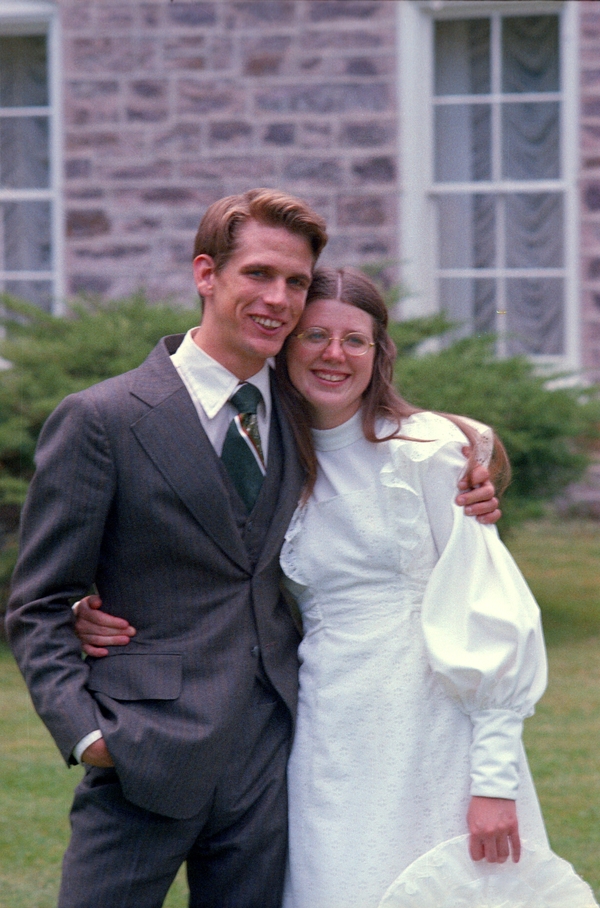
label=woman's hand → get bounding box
[73,594,136,657]
[456,453,500,525]
[467,796,520,863]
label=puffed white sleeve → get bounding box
[418,421,547,800]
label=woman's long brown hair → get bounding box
[275,266,510,501]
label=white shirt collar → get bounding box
[171,328,272,419]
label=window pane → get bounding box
[4,280,53,311]
[435,105,491,181]
[438,195,495,268]
[502,102,559,180]
[506,193,563,269]
[0,36,48,107]
[0,117,49,188]
[502,16,559,94]
[435,19,490,96]
[506,278,563,355]
[440,278,496,339]
[2,202,51,270]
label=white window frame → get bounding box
[0,0,63,313]
[397,0,580,373]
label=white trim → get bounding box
[397,0,581,372]
[398,0,436,318]
[48,4,65,313]
[560,0,581,373]
[0,1,63,313]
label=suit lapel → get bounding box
[129,338,252,573]
[255,378,305,574]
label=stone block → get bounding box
[345,57,378,76]
[582,123,600,155]
[352,155,395,182]
[181,156,275,180]
[210,37,236,72]
[70,274,112,295]
[584,183,600,212]
[337,194,387,227]
[65,159,92,180]
[154,123,204,153]
[126,80,169,122]
[164,36,207,71]
[582,69,600,88]
[167,3,217,27]
[74,244,150,260]
[71,38,158,74]
[303,30,386,51]
[256,82,389,114]
[68,81,120,100]
[102,160,173,181]
[243,36,292,76]
[170,241,193,265]
[340,120,393,147]
[67,209,111,238]
[66,188,104,200]
[283,157,343,184]
[177,80,243,115]
[263,123,295,145]
[97,4,135,29]
[140,4,162,27]
[122,216,163,233]
[143,187,197,204]
[210,121,253,144]
[298,121,333,148]
[308,1,385,22]
[226,2,295,27]
[583,98,600,118]
[66,130,145,157]
[60,4,93,29]
[581,10,600,41]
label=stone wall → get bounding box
[580,0,600,382]
[61,0,399,306]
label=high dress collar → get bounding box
[311,410,365,452]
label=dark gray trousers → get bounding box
[58,681,292,908]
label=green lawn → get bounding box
[0,518,598,906]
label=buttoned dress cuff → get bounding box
[469,708,524,800]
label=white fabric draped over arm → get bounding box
[416,422,547,800]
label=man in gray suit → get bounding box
[6,188,499,908]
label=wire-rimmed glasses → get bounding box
[292,327,375,357]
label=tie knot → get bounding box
[230,383,263,416]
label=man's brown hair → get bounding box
[192,188,328,271]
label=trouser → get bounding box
[58,682,292,908]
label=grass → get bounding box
[0,518,598,906]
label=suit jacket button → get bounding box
[251,645,260,657]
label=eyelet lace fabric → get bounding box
[281,412,549,908]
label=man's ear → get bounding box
[193,255,216,298]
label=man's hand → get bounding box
[467,796,520,863]
[456,452,501,525]
[81,737,115,768]
[73,594,136,657]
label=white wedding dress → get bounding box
[281,411,549,908]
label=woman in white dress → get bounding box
[75,267,548,907]
[273,267,548,907]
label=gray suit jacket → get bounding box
[6,335,304,819]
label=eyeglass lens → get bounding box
[297,328,372,356]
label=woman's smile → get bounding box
[287,298,376,429]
